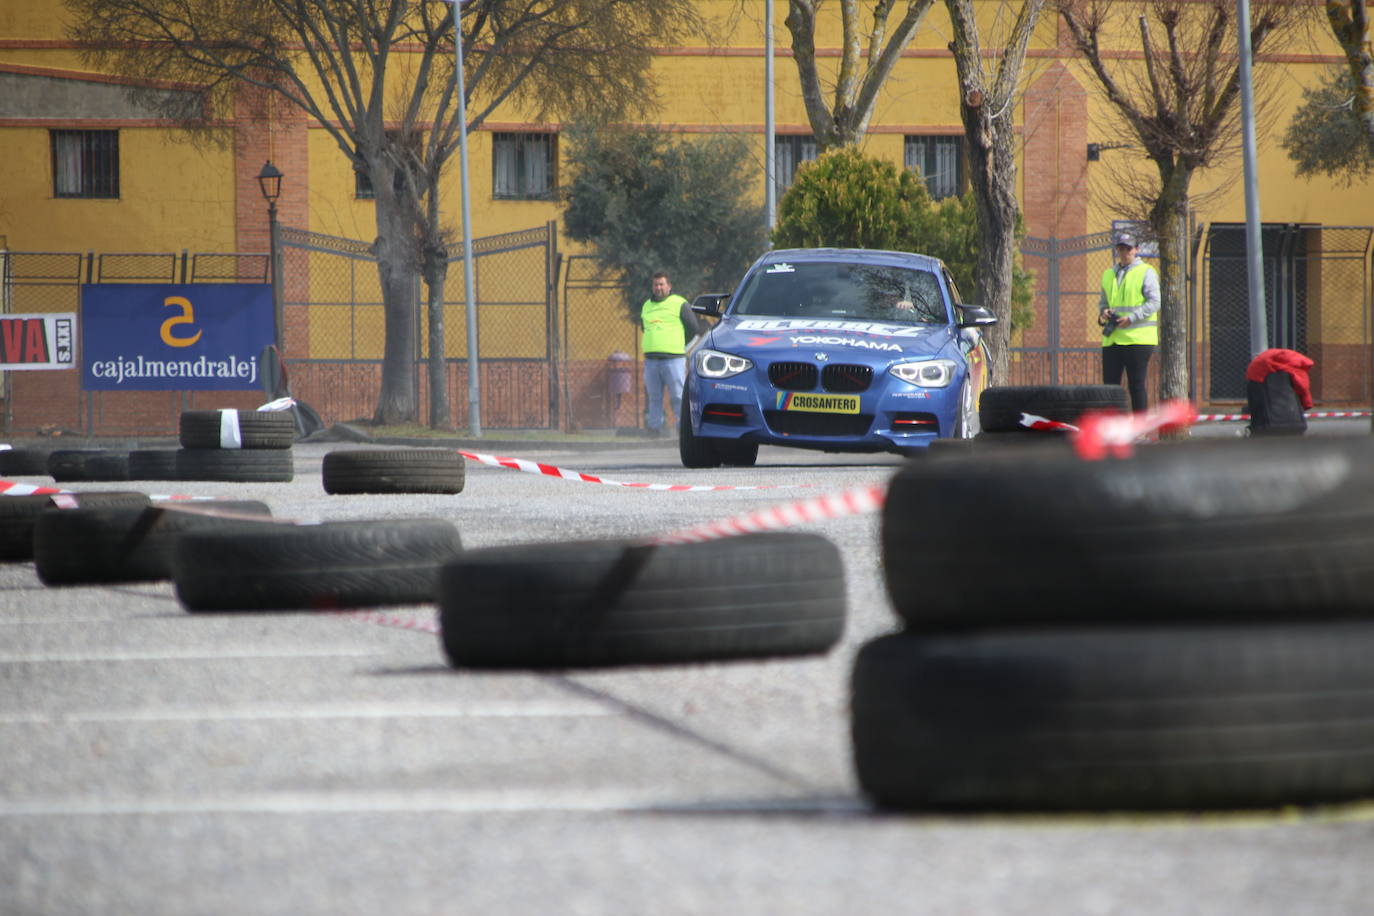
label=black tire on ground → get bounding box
[48,449,130,483]
[923,437,977,459]
[175,448,293,482]
[0,491,151,562]
[882,436,1374,630]
[978,384,1128,432]
[34,501,274,585]
[321,448,465,494]
[716,439,759,467]
[851,623,1374,811]
[678,387,722,469]
[178,409,296,449]
[0,447,54,476]
[173,517,462,611]
[127,449,182,481]
[439,532,845,668]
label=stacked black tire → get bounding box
[173,409,295,482]
[926,385,1128,458]
[858,435,1374,811]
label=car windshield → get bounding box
[731,260,946,324]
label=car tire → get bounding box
[978,384,1127,432]
[127,449,182,481]
[179,409,296,450]
[173,517,462,611]
[716,439,759,467]
[0,447,54,476]
[439,532,846,668]
[322,448,465,494]
[48,449,130,483]
[0,491,151,562]
[34,500,274,585]
[882,436,1374,629]
[678,387,722,469]
[953,379,980,438]
[851,623,1374,811]
[175,448,294,482]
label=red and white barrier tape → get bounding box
[1019,413,1079,433]
[648,483,886,545]
[1194,410,1371,422]
[0,478,227,502]
[457,450,802,491]
[1072,399,1199,460]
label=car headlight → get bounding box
[889,358,957,387]
[695,349,754,379]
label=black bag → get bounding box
[1246,371,1307,436]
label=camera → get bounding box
[1099,309,1122,336]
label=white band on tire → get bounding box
[218,410,242,449]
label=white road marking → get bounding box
[0,791,864,817]
[0,702,616,724]
[0,647,384,664]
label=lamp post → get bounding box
[449,0,481,437]
[256,160,285,351]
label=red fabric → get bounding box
[1245,348,1314,409]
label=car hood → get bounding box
[706,316,952,364]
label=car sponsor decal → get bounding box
[775,392,861,414]
[710,382,749,392]
[765,263,796,273]
[788,335,902,352]
[890,390,931,399]
[736,317,927,338]
[745,336,782,346]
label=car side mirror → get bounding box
[691,293,730,317]
[957,304,997,328]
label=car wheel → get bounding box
[953,379,979,438]
[852,624,1374,811]
[439,532,846,668]
[678,386,722,468]
[716,439,759,467]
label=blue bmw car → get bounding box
[680,247,996,467]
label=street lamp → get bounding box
[256,160,285,351]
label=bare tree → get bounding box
[945,0,1045,385]
[1057,0,1299,405]
[1324,0,1374,153]
[782,0,939,149]
[66,0,703,426]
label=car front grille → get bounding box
[763,411,874,437]
[768,361,818,391]
[822,364,873,393]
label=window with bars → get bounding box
[904,135,965,200]
[51,130,119,199]
[773,134,818,200]
[492,133,556,200]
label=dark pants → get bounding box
[1102,344,1156,412]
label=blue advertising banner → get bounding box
[81,284,274,391]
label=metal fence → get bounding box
[1014,224,1373,406]
[3,223,1370,438]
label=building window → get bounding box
[492,132,556,200]
[774,134,818,200]
[905,135,964,200]
[51,130,119,199]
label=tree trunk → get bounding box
[1149,166,1193,410]
[372,195,419,426]
[423,246,451,430]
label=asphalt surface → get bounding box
[4,426,1374,915]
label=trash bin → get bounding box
[606,350,634,425]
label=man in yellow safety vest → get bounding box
[640,271,703,437]
[1098,231,1161,412]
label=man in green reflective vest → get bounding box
[1099,231,1161,412]
[641,271,702,437]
